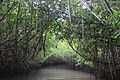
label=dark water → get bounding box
[0,65,95,80]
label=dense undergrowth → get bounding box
[0,0,120,80]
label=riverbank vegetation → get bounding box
[0,0,120,80]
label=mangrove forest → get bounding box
[0,0,120,80]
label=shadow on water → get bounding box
[0,64,96,80]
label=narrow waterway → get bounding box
[0,65,95,80]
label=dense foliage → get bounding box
[0,0,120,80]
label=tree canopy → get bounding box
[0,0,120,80]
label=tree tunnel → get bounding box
[0,0,120,80]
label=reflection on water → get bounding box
[0,65,95,80]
